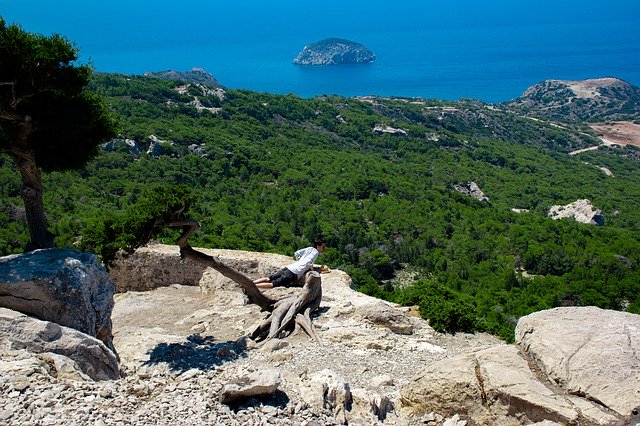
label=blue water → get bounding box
[2,0,639,103]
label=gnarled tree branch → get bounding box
[163,219,323,343]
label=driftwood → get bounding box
[164,219,323,343]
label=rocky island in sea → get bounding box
[293,38,375,65]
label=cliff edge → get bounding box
[1,244,638,425]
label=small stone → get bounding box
[98,388,113,398]
[0,410,13,421]
[12,380,30,392]
[179,368,200,381]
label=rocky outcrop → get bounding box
[503,77,640,122]
[146,135,177,158]
[143,67,221,88]
[548,199,604,225]
[373,124,407,135]
[401,306,639,425]
[293,38,375,65]
[219,369,282,404]
[0,308,120,381]
[0,249,116,353]
[109,244,293,293]
[453,181,489,203]
[3,244,638,425]
[516,307,640,416]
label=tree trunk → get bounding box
[164,219,324,343]
[166,219,277,311]
[12,118,54,251]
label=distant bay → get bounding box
[2,0,639,103]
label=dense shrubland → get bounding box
[1,73,639,341]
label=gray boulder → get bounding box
[0,249,116,353]
[0,308,120,380]
[516,306,640,416]
[453,181,489,203]
[219,369,282,404]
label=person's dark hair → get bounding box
[314,238,325,249]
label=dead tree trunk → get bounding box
[250,271,323,345]
[164,219,323,343]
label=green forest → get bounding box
[2,73,639,341]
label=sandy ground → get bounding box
[589,121,640,147]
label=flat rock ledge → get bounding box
[2,244,638,425]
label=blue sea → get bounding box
[2,0,639,103]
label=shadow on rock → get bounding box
[143,334,247,373]
[227,390,290,413]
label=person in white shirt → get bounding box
[254,239,325,289]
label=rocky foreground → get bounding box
[1,245,639,425]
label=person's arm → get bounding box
[294,248,305,260]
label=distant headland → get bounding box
[293,38,375,66]
[143,68,221,87]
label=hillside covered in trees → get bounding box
[1,73,639,341]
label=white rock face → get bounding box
[402,306,639,425]
[373,124,407,135]
[548,199,604,225]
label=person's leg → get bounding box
[253,277,270,284]
[255,281,274,289]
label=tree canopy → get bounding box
[2,70,639,342]
[0,19,117,249]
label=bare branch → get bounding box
[162,219,324,344]
[164,219,277,311]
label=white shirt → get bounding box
[286,247,320,278]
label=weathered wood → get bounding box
[295,307,322,345]
[165,219,276,311]
[164,219,323,343]
[252,272,323,345]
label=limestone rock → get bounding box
[353,303,414,335]
[0,249,116,353]
[109,245,205,292]
[400,344,619,425]
[515,306,640,416]
[0,308,120,380]
[293,38,375,65]
[110,243,293,293]
[373,124,407,135]
[301,369,352,423]
[548,199,604,225]
[350,388,395,423]
[219,369,281,404]
[453,181,489,203]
